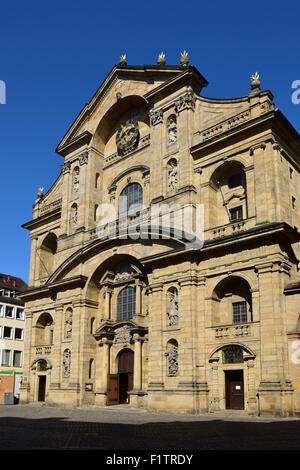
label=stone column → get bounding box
[250,143,269,224]
[60,161,71,235]
[48,303,63,395]
[147,283,164,391]
[95,338,111,405]
[28,237,38,286]
[135,283,142,315]
[210,358,220,411]
[245,358,257,414]
[244,165,255,218]
[133,334,142,391]
[104,288,111,319]
[102,338,111,387]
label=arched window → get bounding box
[88,358,94,379]
[119,183,143,217]
[117,286,136,321]
[94,204,99,222]
[222,346,243,364]
[90,317,95,334]
[95,173,100,189]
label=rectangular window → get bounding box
[233,302,248,324]
[0,304,3,317]
[292,196,297,210]
[13,351,22,368]
[5,306,14,318]
[16,308,24,320]
[3,326,13,339]
[229,206,243,222]
[1,349,11,366]
[14,328,23,340]
[290,167,294,179]
[4,289,10,297]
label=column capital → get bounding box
[250,142,266,155]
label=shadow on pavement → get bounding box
[1,416,300,450]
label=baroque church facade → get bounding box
[20,54,300,415]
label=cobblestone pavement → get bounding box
[0,404,300,450]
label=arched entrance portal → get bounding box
[118,349,134,404]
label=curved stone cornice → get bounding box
[107,164,150,192]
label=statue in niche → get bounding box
[165,345,178,376]
[64,310,73,338]
[167,117,177,144]
[167,290,179,326]
[63,349,71,378]
[71,205,78,227]
[168,161,178,192]
[72,168,79,194]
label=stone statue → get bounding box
[63,349,71,378]
[72,168,79,194]
[65,311,73,338]
[165,345,178,376]
[168,161,178,192]
[37,187,44,199]
[167,118,177,144]
[71,206,78,227]
[167,290,179,326]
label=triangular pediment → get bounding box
[56,64,208,156]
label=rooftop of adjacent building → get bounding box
[0,274,28,306]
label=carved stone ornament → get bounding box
[168,161,178,192]
[79,152,89,165]
[71,205,78,227]
[115,271,135,282]
[63,349,71,378]
[116,119,140,156]
[175,88,195,113]
[114,325,132,344]
[165,345,179,376]
[150,108,163,126]
[167,118,177,144]
[64,311,73,339]
[72,168,79,194]
[61,161,71,174]
[167,291,179,326]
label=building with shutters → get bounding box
[19,54,300,415]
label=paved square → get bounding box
[0,405,300,450]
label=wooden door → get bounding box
[107,374,119,405]
[225,370,244,410]
[38,375,46,402]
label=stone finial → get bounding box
[119,54,127,66]
[157,52,166,65]
[249,71,261,96]
[37,187,44,199]
[180,50,189,67]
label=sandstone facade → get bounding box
[20,61,300,415]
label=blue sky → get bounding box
[0,0,299,282]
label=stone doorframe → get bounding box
[208,343,257,414]
[93,319,148,406]
[30,358,52,402]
